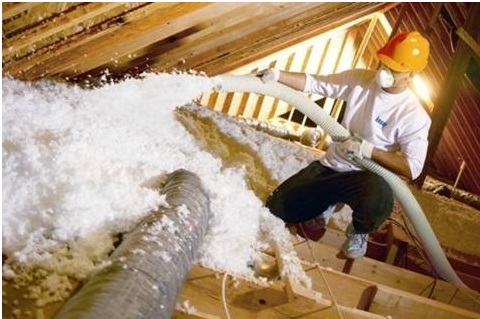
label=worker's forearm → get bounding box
[371,148,412,180]
[278,71,307,91]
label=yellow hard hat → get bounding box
[377,31,430,73]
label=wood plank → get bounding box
[164,1,333,73]
[293,233,480,313]
[2,2,174,78]
[150,2,323,73]
[2,2,41,21]
[86,2,280,80]
[2,2,130,60]
[191,3,397,75]
[457,27,480,59]
[175,274,257,319]
[179,260,480,319]
[177,230,480,319]
[305,265,379,310]
[17,3,232,80]
[371,285,480,319]
[2,3,80,38]
[298,258,480,319]
[177,265,389,319]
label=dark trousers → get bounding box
[265,160,394,233]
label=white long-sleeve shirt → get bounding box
[304,69,431,179]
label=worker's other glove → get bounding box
[257,68,280,83]
[338,135,374,160]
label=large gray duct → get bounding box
[214,74,467,289]
[54,169,210,319]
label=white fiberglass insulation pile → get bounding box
[2,73,315,307]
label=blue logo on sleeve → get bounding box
[375,116,387,128]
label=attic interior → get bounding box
[2,2,480,319]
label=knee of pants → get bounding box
[352,174,394,233]
[265,190,287,221]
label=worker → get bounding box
[259,31,431,258]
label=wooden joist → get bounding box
[305,264,480,319]
[2,2,134,60]
[175,228,480,319]
[1,2,42,21]
[2,2,174,78]
[295,229,480,313]
[175,264,384,319]
[2,2,396,82]
[151,2,323,72]
[5,2,204,80]
[175,254,480,319]
[192,2,397,75]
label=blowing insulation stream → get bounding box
[53,169,210,319]
[214,74,467,289]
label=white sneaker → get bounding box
[342,223,368,259]
[321,204,335,224]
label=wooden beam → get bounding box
[192,3,397,75]
[456,27,480,60]
[331,16,378,120]
[424,2,444,36]
[2,2,41,21]
[293,232,480,313]
[302,259,480,319]
[418,3,480,187]
[2,2,173,78]
[176,265,390,319]
[19,3,258,80]
[2,2,130,60]
[388,2,408,40]
[150,2,321,72]
[178,219,480,319]
[371,285,480,319]
[2,3,81,38]
[177,259,480,319]
[21,3,248,80]
[76,2,267,79]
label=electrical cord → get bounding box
[298,223,345,319]
[222,272,232,319]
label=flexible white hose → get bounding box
[214,74,467,288]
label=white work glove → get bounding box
[338,135,374,160]
[257,68,280,83]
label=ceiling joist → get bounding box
[2,2,136,60]
[2,2,397,82]
[2,2,176,78]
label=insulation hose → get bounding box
[214,74,467,288]
[53,169,210,319]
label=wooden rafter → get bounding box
[2,2,132,60]
[456,27,480,59]
[2,2,42,21]
[193,2,397,76]
[8,3,223,80]
[2,2,397,82]
[2,3,81,37]
[418,3,480,187]
[2,2,174,77]
[150,2,325,72]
